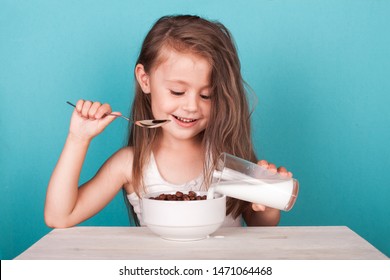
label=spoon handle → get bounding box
[66,101,77,108]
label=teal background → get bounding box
[1,0,389,259]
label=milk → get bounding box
[208,168,298,211]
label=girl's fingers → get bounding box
[258,160,277,174]
[267,163,277,174]
[258,159,293,177]
[81,100,93,118]
[74,100,114,120]
[277,166,293,177]
[88,102,102,119]
[277,166,288,176]
[258,160,268,167]
[95,103,113,119]
[258,159,276,171]
[277,166,287,173]
[75,99,85,112]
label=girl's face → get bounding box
[138,48,212,141]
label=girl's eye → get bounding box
[200,94,211,100]
[170,90,185,96]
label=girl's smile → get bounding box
[172,115,199,127]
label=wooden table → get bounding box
[15,226,388,260]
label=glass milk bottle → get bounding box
[209,153,299,211]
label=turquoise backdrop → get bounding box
[1,0,389,259]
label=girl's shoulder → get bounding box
[106,146,134,178]
[104,147,134,189]
[110,146,136,193]
[114,145,134,157]
[110,146,134,166]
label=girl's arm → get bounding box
[44,100,130,228]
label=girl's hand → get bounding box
[251,160,293,212]
[69,100,120,141]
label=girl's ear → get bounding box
[135,64,151,94]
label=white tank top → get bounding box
[127,154,242,227]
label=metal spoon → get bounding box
[66,101,170,128]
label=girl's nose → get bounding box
[182,93,198,113]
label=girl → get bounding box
[44,15,292,229]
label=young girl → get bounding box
[44,15,292,229]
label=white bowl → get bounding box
[141,191,226,241]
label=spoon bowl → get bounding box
[66,101,170,128]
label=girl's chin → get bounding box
[162,126,205,142]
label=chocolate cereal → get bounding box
[150,191,207,201]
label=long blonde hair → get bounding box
[127,15,257,223]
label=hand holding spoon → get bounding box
[66,101,170,128]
